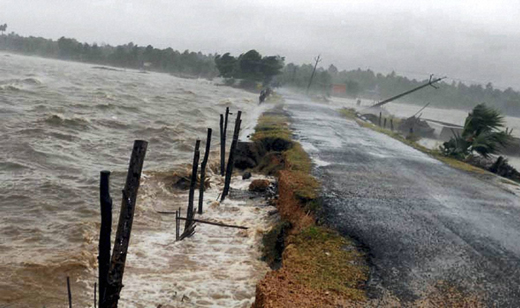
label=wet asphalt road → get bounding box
[284,99,520,306]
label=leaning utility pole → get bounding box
[306,55,322,94]
[370,75,446,108]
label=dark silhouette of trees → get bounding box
[214,50,284,87]
[279,62,520,116]
[214,53,238,78]
[2,31,518,114]
[0,32,218,78]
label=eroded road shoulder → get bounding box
[285,99,520,307]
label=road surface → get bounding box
[284,98,520,306]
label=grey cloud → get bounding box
[2,0,520,88]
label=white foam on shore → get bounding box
[112,173,277,308]
[240,103,272,141]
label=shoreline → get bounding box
[238,105,369,307]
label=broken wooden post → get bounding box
[98,171,112,307]
[104,140,148,308]
[177,216,248,230]
[221,111,242,201]
[384,118,387,128]
[198,128,212,214]
[67,276,72,308]
[220,114,225,176]
[378,112,382,127]
[183,140,200,237]
[390,119,394,131]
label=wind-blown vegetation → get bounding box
[441,104,512,159]
[214,50,284,87]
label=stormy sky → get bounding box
[3,0,520,89]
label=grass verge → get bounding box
[252,108,368,308]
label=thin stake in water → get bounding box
[198,128,212,214]
[66,276,72,308]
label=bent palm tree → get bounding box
[441,103,512,158]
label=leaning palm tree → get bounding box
[441,103,512,158]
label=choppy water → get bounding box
[0,53,271,307]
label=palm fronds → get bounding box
[441,104,512,158]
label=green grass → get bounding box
[286,226,368,300]
[251,114,292,143]
[254,109,369,304]
[285,143,312,174]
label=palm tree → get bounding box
[441,103,512,158]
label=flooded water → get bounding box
[328,95,520,168]
[0,53,272,307]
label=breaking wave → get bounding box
[0,52,262,307]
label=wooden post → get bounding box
[67,276,72,308]
[184,140,201,233]
[98,171,112,307]
[390,119,394,131]
[104,140,148,308]
[221,111,242,201]
[383,118,387,128]
[220,114,225,176]
[224,107,230,139]
[221,107,230,176]
[175,210,180,241]
[198,128,212,214]
[379,112,382,126]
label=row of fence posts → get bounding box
[75,107,243,308]
[378,111,394,131]
[176,108,242,239]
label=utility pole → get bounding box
[370,75,446,108]
[306,54,322,95]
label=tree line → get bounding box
[278,63,520,116]
[0,32,218,78]
[1,30,519,116]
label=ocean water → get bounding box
[0,52,272,307]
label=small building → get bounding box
[331,84,347,96]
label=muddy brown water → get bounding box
[0,53,273,307]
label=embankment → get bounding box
[237,107,369,308]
